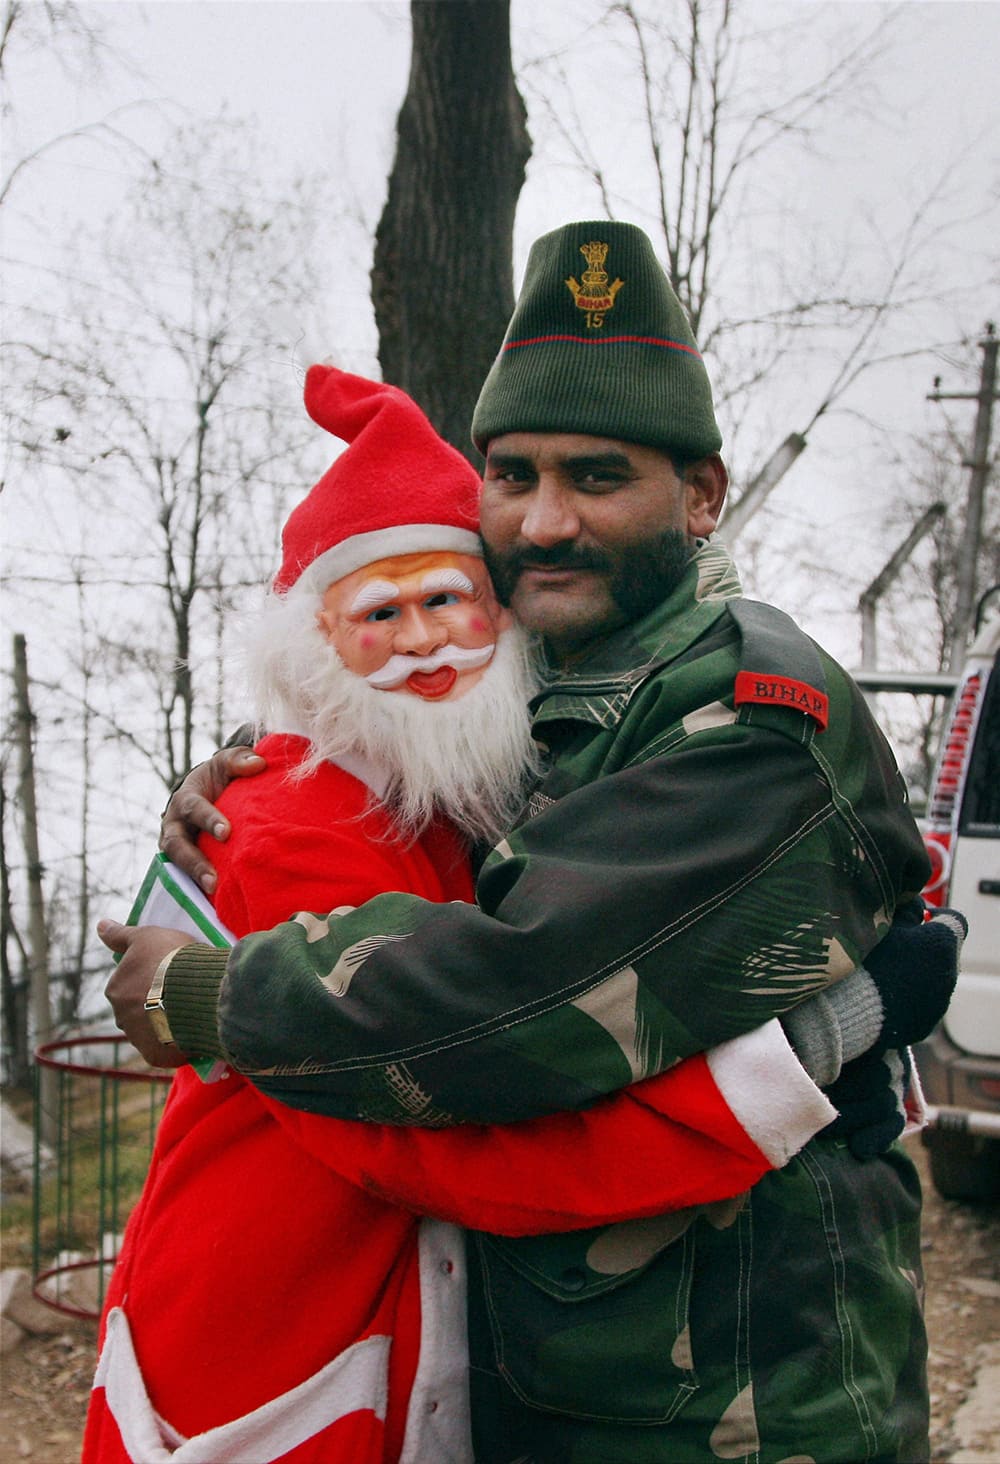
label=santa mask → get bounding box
[316,550,512,702]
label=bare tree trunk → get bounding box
[0,775,31,1087]
[373,0,530,462]
[12,635,57,1140]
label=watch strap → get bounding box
[144,950,178,1045]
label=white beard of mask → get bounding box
[241,582,543,845]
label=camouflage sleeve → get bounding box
[218,718,927,1124]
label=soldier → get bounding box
[103,223,958,1462]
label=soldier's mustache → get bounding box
[509,544,614,574]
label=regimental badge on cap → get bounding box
[565,240,624,330]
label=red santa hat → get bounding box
[273,365,483,594]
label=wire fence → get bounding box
[33,1034,171,1320]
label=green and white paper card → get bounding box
[125,853,234,1083]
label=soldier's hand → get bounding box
[820,903,965,1159]
[99,919,194,1069]
[823,1047,912,1159]
[159,745,266,894]
[864,901,966,1055]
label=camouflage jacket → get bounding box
[168,540,928,1118]
[166,540,933,1460]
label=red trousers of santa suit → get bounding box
[84,738,817,1462]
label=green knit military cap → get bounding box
[472,221,722,460]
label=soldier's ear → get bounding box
[685,455,728,539]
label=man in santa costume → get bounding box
[86,366,943,1464]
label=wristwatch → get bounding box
[144,952,177,1046]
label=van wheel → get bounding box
[925,1131,1000,1201]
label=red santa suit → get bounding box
[84,735,835,1464]
[85,365,833,1462]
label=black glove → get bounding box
[862,899,966,1056]
[821,901,965,1158]
[823,1047,912,1159]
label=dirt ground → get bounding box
[1,1135,997,1462]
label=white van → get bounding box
[913,599,1000,1199]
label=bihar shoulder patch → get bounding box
[727,598,830,733]
[734,671,829,731]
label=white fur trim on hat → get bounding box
[297,525,484,594]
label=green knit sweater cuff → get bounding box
[162,943,230,1060]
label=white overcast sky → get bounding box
[3,0,999,651]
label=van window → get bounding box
[959,652,1000,836]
